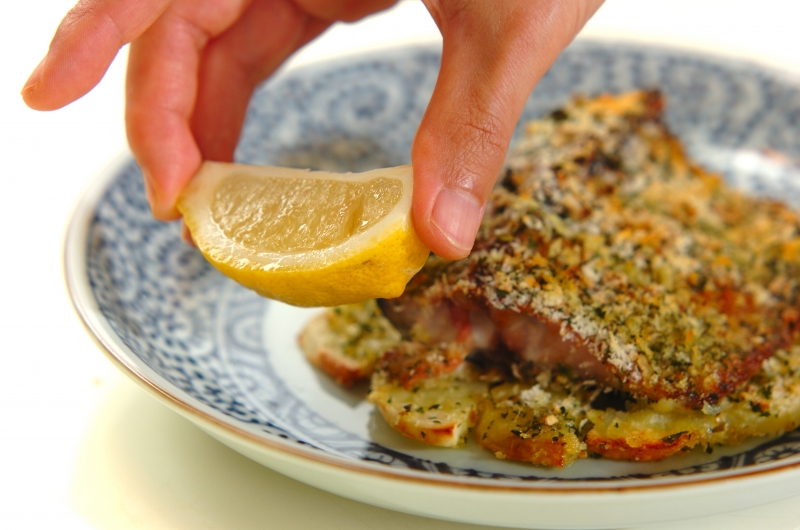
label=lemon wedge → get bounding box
[177,162,430,307]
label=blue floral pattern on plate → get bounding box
[81,41,800,483]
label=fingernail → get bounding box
[21,57,46,94]
[431,187,484,254]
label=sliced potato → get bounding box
[298,300,400,386]
[368,367,486,447]
[474,382,587,468]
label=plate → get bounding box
[65,41,800,529]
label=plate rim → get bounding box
[63,39,800,500]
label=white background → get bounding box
[3,0,800,528]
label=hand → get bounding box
[22,0,603,260]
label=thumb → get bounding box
[412,0,603,259]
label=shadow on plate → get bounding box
[313,369,372,408]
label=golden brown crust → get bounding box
[411,90,800,406]
[585,430,694,462]
[473,382,587,468]
[300,90,800,467]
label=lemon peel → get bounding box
[177,162,429,307]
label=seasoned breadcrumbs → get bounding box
[419,90,800,406]
[301,90,800,466]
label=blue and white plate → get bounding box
[65,41,800,529]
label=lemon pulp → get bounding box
[178,162,430,307]
[212,174,402,252]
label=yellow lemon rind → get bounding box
[178,162,429,307]
[192,219,429,307]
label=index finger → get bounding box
[22,0,172,110]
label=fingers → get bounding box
[293,0,398,22]
[125,0,254,220]
[125,11,208,220]
[412,0,604,259]
[21,0,172,110]
[191,0,330,162]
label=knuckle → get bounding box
[455,105,508,163]
[59,0,125,44]
[59,1,94,34]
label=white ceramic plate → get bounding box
[65,41,800,529]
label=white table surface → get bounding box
[4,1,800,528]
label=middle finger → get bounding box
[191,0,330,162]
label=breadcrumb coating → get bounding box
[300,90,800,466]
[423,90,800,406]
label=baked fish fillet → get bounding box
[299,90,800,466]
[381,90,800,407]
